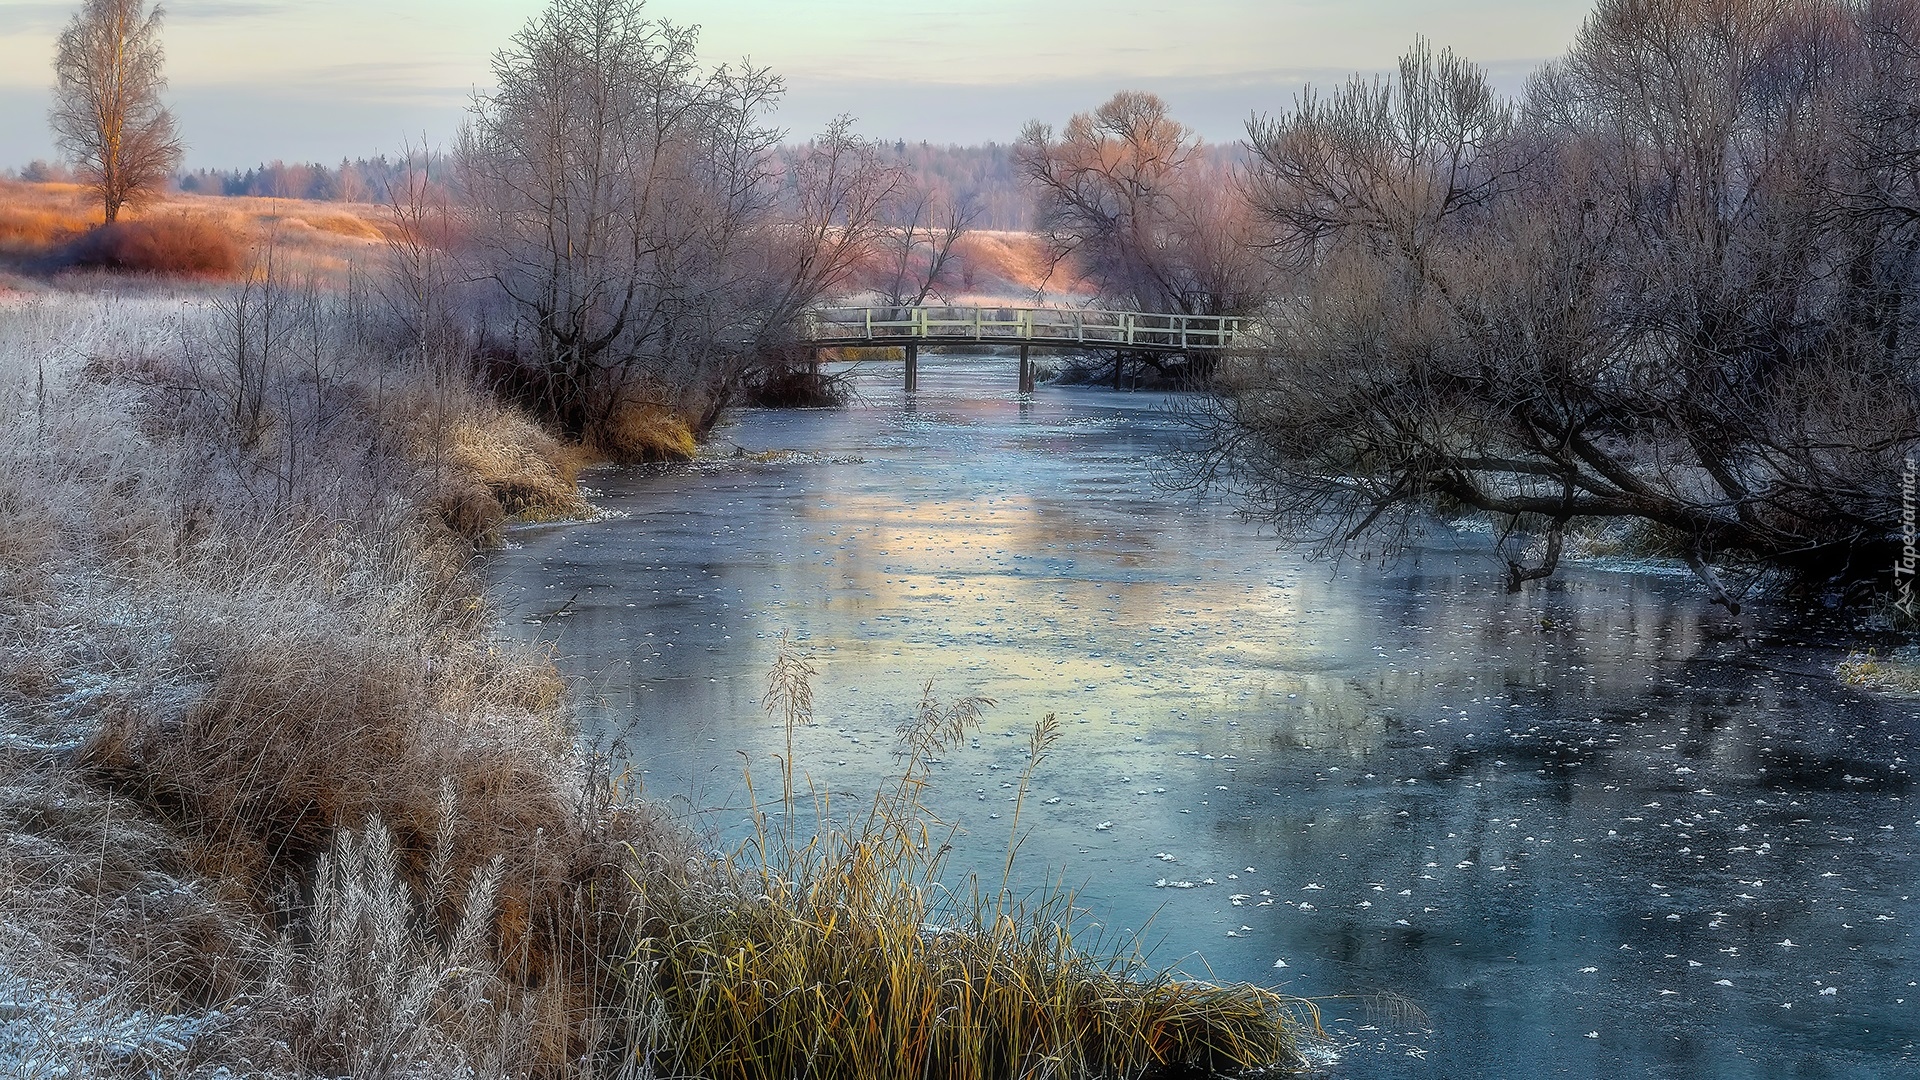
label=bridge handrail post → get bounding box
[865,308,872,339]
[974,306,981,340]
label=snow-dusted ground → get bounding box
[0,968,219,1080]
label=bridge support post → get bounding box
[904,342,918,392]
[1113,351,1124,390]
[1018,344,1033,394]
[806,347,820,376]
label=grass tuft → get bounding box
[440,405,595,530]
[594,400,698,463]
[1837,647,1920,695]
[624,654,1315,1080]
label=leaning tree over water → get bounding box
[1196,5,1920,610]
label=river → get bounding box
[485,355,1917,1079]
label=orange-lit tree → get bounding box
[49,0,183,224]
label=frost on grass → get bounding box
[0,968,214,1080]
[0,285,662,1075]
[1837,646,1920,695]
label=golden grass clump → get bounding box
[1837,648,1920,694]
[441,405,595,529]
[626,656,1314,1080]
[0,202,93,256]
[827,344,902,362]
[594,399,698,463]
[637,866,1307,1080]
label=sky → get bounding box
[0,0,1594,170]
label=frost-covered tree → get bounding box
[462,0,900,438]
[1204,11,1920,608]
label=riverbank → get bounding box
[0,281,648,1074]
[0,282,1311,1076]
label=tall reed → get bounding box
[622,643,1315,1079]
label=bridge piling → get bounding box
[904,342,918,392]
[1019,344,1033,394]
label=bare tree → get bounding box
[878,183,980,306]
[760,115,908,321]
[1018,92,1271,317]
[49,0,182,224]
[1201,14,1920,608]
[461,0,784,440]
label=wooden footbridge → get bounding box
[802,306,1241,392]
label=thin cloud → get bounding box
[168,2,294,19]
[185,59,478,105]
[0,0,286,30]
[0,2,76,32]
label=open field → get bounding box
[0,182,1087,308]
[0,180,397,285]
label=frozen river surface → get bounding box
[487,357,1917,1079]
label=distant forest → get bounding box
[16,142,1040,231]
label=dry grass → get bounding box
[0,179,395,285]
[60,216,245,278]
[625,659,1315,1080]
[442,406,595,527]
[824,228,1095,306]
[947,230,1089,300]
[1837,647,1920,694]
[592,400,698,463]
[0,193,94,257]
[0,284,651,1076]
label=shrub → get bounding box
[61,215,243,277]
[743,361,852,408]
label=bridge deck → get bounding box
[804,306,1237,353]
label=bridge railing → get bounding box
[803,306,1239,350]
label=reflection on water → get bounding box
[486,356,1918,1080]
